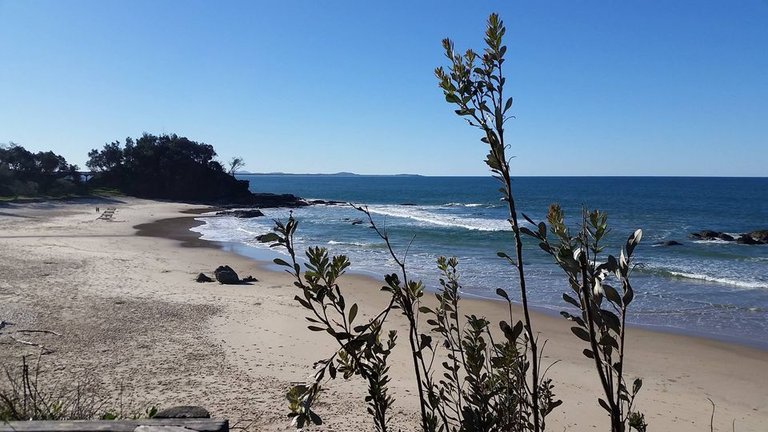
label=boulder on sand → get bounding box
[214,265,239,284]
[195,273,213,283]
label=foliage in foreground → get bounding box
[260,12,647,432]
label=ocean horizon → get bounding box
[191,175,768,349]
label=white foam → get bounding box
[443,202,485,208]
[366,204,510,232]
[666,271,767,290]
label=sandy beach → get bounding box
[1,197,766,431]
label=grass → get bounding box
[0,354,154,422]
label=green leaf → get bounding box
[504,96,513,112]
[348,303,358,324]
[571,326,591,342]
[519,226,537,238]
[307,325,325,332]
[309,410,323,425]
[522,213,537,226]
[563,293,580,308]
[273,258,291,267]
[598,398,611,413]
[623,282,635,305]
[626,228,643,256]
[495,288,510,300]
[419,334,433,350]
[583,349,594,359]
[603,283,622,305]
[633,378,643,394]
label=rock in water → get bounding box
[195,273,214,283]
[737,234,760,245]
[748,230,768,244]
[215,209,265,218]
[154,405,211,419]
[214,265,239,284]
[690,230,722,240]
[655,240,683,247]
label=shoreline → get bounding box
[1,198,766,431]
[148,213,768,353]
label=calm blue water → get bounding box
[192,175,768,348]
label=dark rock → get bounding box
[717,233,735,241]
[351,219,363,225]
[195,273,213,283]
[309,199,346,206]
[747,230,768,244]
[242,275,258,282]
[400,203,416,206]
[736,234,761,245]
[214,265,239,284]
[249,193,308,208]
[655,240,683,247]
[255,234,275,243]
[690,230,723,240]
[154,405,211,419]
[215,209,264,218]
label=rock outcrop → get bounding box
[690,230,768,245]
[215,209,264,218]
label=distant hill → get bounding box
[237,171,422,177]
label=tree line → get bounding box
[0,144,83,197]
[1,133,251,202]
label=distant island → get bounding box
[237,171,422,177]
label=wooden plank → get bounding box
[0,419,228,432]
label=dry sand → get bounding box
[0,198,766,431]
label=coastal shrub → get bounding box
[261,13,645,432]
[0,143,83,197]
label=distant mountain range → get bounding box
[236,171,422,177]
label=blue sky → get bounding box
[1,1,766,176]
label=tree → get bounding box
[86,141,124,172]
[228,157,245,176]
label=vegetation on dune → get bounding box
[260,13,647,432]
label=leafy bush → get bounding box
[260,13,646,432]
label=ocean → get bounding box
[191,175,768,349]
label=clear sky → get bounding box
[1,1,766,176]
